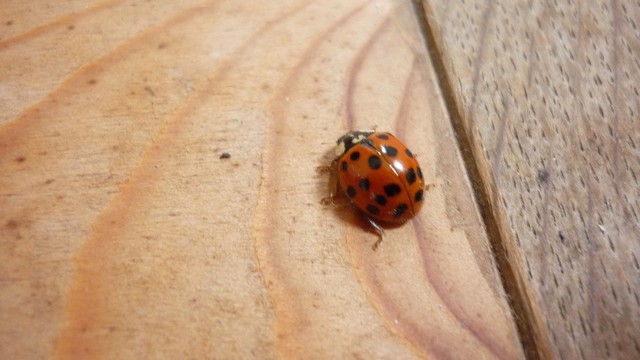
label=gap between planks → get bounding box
[410,1,541,359]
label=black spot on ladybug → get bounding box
[384,183,402,197]
[415,189,424,202]
[376,133,389,140]
[374,194,387,206]
[350,151,360,161]
[405,148,414,158]
[417,166,423,179]
[366,204,380,215]
[359,178,370,190]
[341,161,348,171]
[382,145,398,157]
[347,186,356,198]
[406,168,417,184]
[368,155,382,169]
[393,204,408,218]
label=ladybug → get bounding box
[331,131,426,247]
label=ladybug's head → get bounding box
[335,131,374,158]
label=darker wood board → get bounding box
[420,0,640,359]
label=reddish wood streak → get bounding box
[0,0,123,50]
[412,219,510,359]
[0,1,214,133]
[345,18,391,131]
[393,56,419,140]
[54,1,316,357]
[255,2,374,357]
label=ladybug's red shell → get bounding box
[335,131,425,223]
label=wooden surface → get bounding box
[0,1,524,359]
[420,0,640,359]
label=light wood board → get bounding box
[421,0,640,358]
[0,1,523,359]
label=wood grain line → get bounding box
[410,217,511,360]
[409,151,513,359]
[0,0,214,134]
[411,0,543,359]
[490,94,510,181]
[393,56,419,140]
[345,17,391,131]
[405,61,507,358]
[0,0,122,50]
[569,3,597,357]
[610,0,626,219]
[255,2,376,357]
[466,0,496,132]
[346,43,522,358]
[343,33,431,359]
[54,2,316,357]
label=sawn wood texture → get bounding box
[0,1,523,359]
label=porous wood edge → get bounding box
[420,0,640,359]
[1,1,523,358]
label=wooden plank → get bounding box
[419,0,640,358]
[0,1,523,358]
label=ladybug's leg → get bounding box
[315,158,338,174]
[315,165,334,173]
[319,159,349,207]
[423,183,435,201]
[364,215,385,251]
[320,181,350,207]
[320,194,349,207]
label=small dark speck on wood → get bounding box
[220,152,231,159]
[538,168,550,183]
